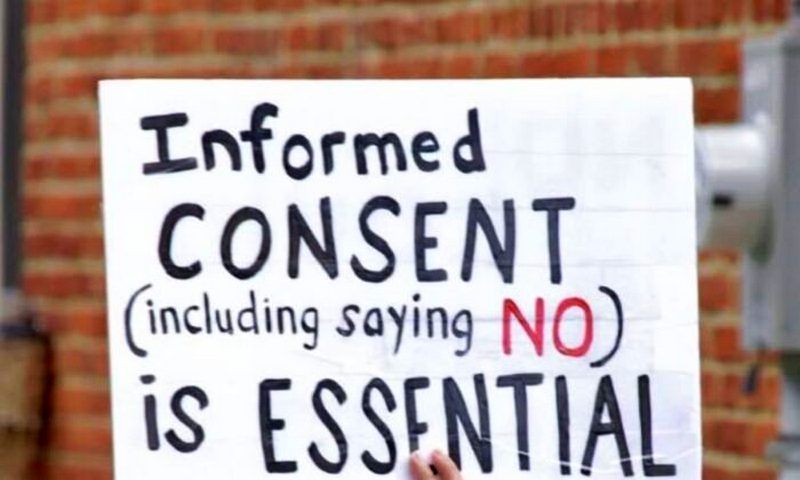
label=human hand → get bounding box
[409,450,462,480]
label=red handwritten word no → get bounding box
[502,297,595,358]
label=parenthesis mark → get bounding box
[590,286,623,369]
[125,283,152,358]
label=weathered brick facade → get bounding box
[22,0,789,478]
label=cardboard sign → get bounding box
[100,79,700,479]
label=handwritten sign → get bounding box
[100,79,700,479]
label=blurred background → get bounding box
[0,0,786,478]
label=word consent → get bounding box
[158,198,574,285]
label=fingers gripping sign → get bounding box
[410,451,462,480]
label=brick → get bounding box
[597,45,630,76]
[641,0,671,29]
[757,371,781,410]
[675,0,724,28]
[357,15,434,50]
[283,24,314,51]
[700,322,715,357]
[26,111,98,141]
[142,0,211,14]
[49,422,112,454]
[40,309,108,338]
[373,56,441,78]
[752,0,779,22]
[28,0,59,24]
[23,230,104,258]
[154,25,207,55]
[317,20,349,51]
[631,43,670,75]
[484,52,519,77]
[214,28,279,55]
[51,387,110,416]
[253,0,308,10]
[616,1,644,33]
[677,38,741,76]
[775,0,790,21]
[58,29,150,59]
[705,416,778,456]
[699,249,740,263]
[23,271,105,299]
[701,369,721,406]
[716,370,780,410]
[436,10,487,43]
[712,324,747,361]
[24,194,101,220]
[696,84,741,123]
[709,417,749,453]
[301,62,346,78]
[551,48,595,76]
[26,76,54,104]
[55,72,102,99]
[595,2,615,34]
[25,154,101,180]
[441,53,478,78]
[489,6,530,39]
[522,49,599,77]
[268,62,307,78]
[211,0,253,12]
[520,51,554,77]
[703,464,778,480]
[728,0,749,22]
[58,0,92,20]
[564,2,596,35]
[52,345,110,377]
[702,416,717,449]
[572,2,602,35]
[699,270,740,311]
[720,371,747,407]
[281,20,348,52]
[747,421,779,455]
[28,37,61,63]
[529,4,560,38]
[42,463,112,480]
[95,0,143,17]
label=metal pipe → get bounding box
[695,123,771,250]
[771,356,800,480]
[792,0,800,30]
[3,0,23,290]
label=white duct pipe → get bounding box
[695,122,771,250]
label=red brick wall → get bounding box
[22,0,789,478]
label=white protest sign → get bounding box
[100,79,700,479]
